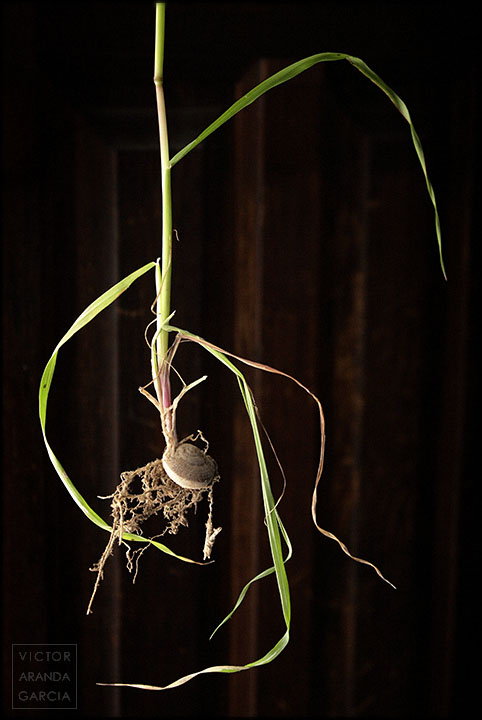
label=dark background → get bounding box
[2,1,480,717]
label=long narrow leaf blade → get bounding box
[209,532,290,641]
[39,261,156,424]
[169,53,344,167]
[39,262,157,521]
[346,56,445,278]
[98,630,290,690]
[169,53,445,277]
[99,327,293,689]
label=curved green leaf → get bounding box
[38,261,201,565]
[209,512,292,641]
[169,53,345,167]
[98,325,293,689]
[170,52,445,278]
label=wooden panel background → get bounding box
[2,3,479,718]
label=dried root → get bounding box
[87,453,220,615]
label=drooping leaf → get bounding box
[170,53,445,277]
[98,327,293,689]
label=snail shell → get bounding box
[162,442,218,490]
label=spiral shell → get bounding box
[162,442,218,490]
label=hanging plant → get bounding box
[39,2,445,690]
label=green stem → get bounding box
[154,2,172,402]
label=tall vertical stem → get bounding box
[153,2,172,409]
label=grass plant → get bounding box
[39,2,445,690]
